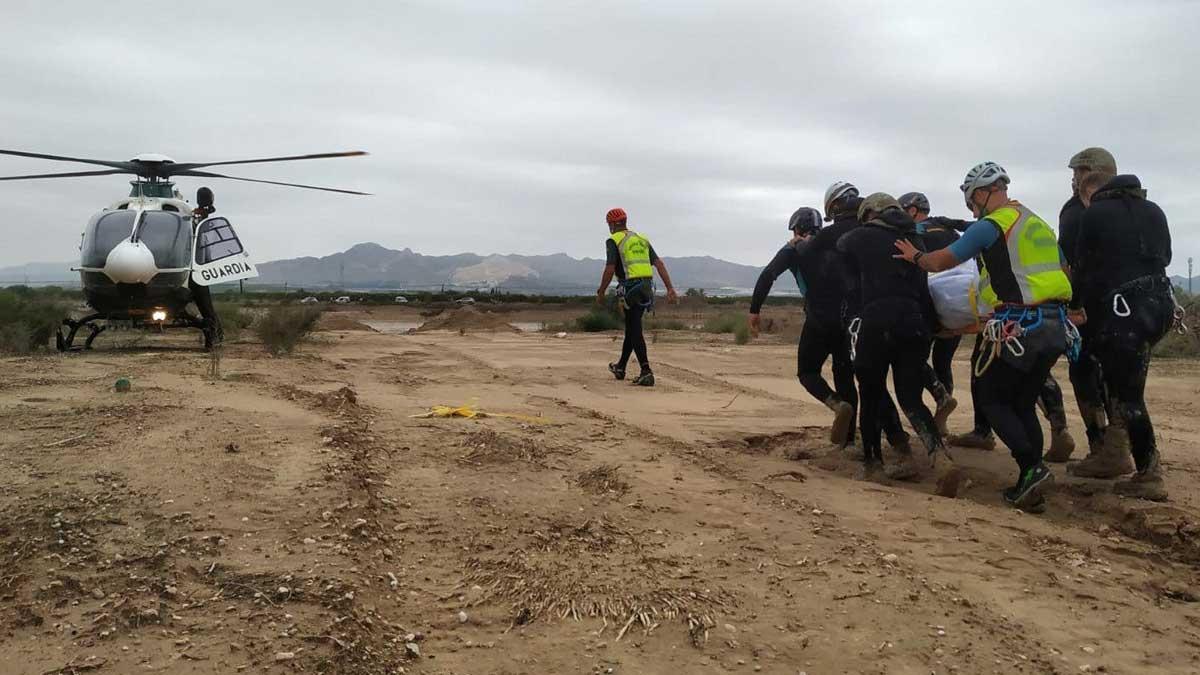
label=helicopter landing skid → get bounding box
[56,314,106,352]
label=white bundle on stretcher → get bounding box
[928,262,980,330]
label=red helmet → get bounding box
[606,207,627,224]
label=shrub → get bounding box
[0,288,64,353]
[734,321,751,345]
[255,306,323,355]
[702,312,747,334]
[575,308,621,332]
[644,317,688,331]
[216,303,255,334]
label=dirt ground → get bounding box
[2,312,1200,675]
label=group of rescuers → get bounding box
[596,148,1181,513]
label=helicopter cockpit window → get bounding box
[137,212,191,269]
[195,218,243,265]
[81,211,137,268]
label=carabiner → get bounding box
[847,317,862,361]
[1112,293,1131,317]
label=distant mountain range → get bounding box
[5,244,1196,296]
[0,243,767,293]
[255,243,766,293]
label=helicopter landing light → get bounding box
[151,310,167,322]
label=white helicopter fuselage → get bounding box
[75,183,258,319]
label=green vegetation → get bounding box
[644,317,688,331]
[575,308,622,332]
[255,306,323,355]
[0,286,72,353]
[215,303,255,334]
[702,312,747,334]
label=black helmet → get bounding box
[898,192,929,213]
[788,207,822,236]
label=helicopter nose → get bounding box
[104,240,157,284]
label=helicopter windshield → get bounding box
[81,211,136,268]
[136,212,191,269]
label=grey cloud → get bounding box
[0,0,1195,276]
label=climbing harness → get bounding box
[1112,293,1131,317]
[618,279,655,312]
[974,304,1074,376]
[847,316,862,361]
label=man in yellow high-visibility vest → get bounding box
[596,207,679,386]
[894,162,1076,513]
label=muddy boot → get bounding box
[885,452,922,481]
[855,457,885,481]
[1043,427,1076,463]
[946,430,996,451]
[1067,427,1134,478]
[887,431,913,456]
[933,395,958,436]
[1114,454,1168,501]
[608,362,626,381]
[825,396,855,447]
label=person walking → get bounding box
[1061,148,1124,471]
[895,162,1076,512]
[1070,170,1176,499]
[839,193,949,481]
[749,206,862,445]
[596,207,678,387]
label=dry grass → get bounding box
[575,464,630,495]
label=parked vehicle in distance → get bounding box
[334,296,352,304]
[456,297,476,305]
[394,295,409,304]
[300,296,320,304]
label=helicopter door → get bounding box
[191,216,259,286]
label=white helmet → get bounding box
[823,181,859,221]
[959,161,1010,200]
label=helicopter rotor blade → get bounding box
[176,170,370,195]
[0,168,131,181]
[0,149,133,171]
[171,150,368,173]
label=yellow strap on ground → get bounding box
[409,404,549,424]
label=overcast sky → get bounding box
[1,0,1196,276]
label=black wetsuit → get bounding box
[751,212,905,445]
[837,209,942,462]
[1072,175,1174,472]
[751,224,860,440]
[1060,194,1109,445]
[606,235,659,372]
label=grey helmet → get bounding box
[960,162,1010,204]
[823,181,860,221]
[898,191,930,214]
[788,207,822,236]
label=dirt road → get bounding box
[2,324,1199,674]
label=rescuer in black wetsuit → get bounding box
[1069,171,1177,500]
[750,184,909,453]
[749,206,857,446]
[837,193,950,482]
[1061,147,1122,472]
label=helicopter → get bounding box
[0,148,368,350]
